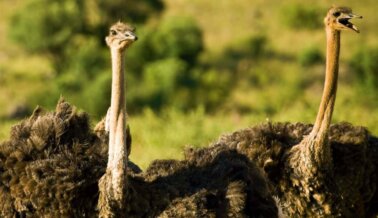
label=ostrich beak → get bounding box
[339,13,363,33]
[125,31,138,41]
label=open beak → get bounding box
[126,31,138,41]
[338,13,363,33]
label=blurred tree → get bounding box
[9,0,164,72]
[8,0,166,116]
[298,46,323,66]
[141,58,188,109]
[217,35,267,71]
[350,47,378,92]
[9,0,85,56]
[281,4,323,30]
[96,0,164,25]
[123,17,207,112]
[83,72,112,118]
[150,16,203,64]
[8,0,235,115]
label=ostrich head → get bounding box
[324,6,362,33]
[106,21,138,51]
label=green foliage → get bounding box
[126,16,203,73]
[97,0,164,25]
[350,47,378,91]
[9,0,84,54]
[8,0,167,117]
[126,27,157,75]
[151,17,203,64]
[63,36,107,79]
[0,120,15,141]
[298,46,323,66]
[228,35,267,59]
[82,72,111,119]
[141,58,188,109]
[282,4,323,29]
[8,0,236,116]
[124,17,209,112]
[56,71,84,92]
[215,35,268,72]
[27,84,61,110]
[191,68,233,110]
[129,107,245,169]
[9,0,164,70]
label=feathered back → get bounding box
[217,122,378,217]
[0,98,107,217]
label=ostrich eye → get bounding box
[110,30,117,36]
[333,12,341,17]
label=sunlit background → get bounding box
[0,0,377,168]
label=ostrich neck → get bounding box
[290,28,340,177]
[108,48,128,201]
[311,28,340,141]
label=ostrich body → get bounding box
[196,6,376,217]
[218,122,378,217]
[1,102,376,217]
[98,22,137,217]
[0,100,281,217]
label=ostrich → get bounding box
[287,6,363,214]
[97,21,138,217]
[289,6,363,177]
[213,6,378,217]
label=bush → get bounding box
[282,5,323,30]
[229,35,267,59]
[82,72,112,119]
[9,0,164,71]
[9,0,84,54]
[8,0,171,115]
[139,58,188,109]
[298,46,323,66]
[62,36,107,79]
[96,0,164,25]
[191,68,233,110]
[150,17,203,64]
[126,27,158,76]
[27,84,61,110]
[9,0,210,114]
[125,17,205,111]
[214,35,268,72]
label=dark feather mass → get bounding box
[0,99,377,217]
[0,99,280,217]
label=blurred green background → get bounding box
[0,0,377,168]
